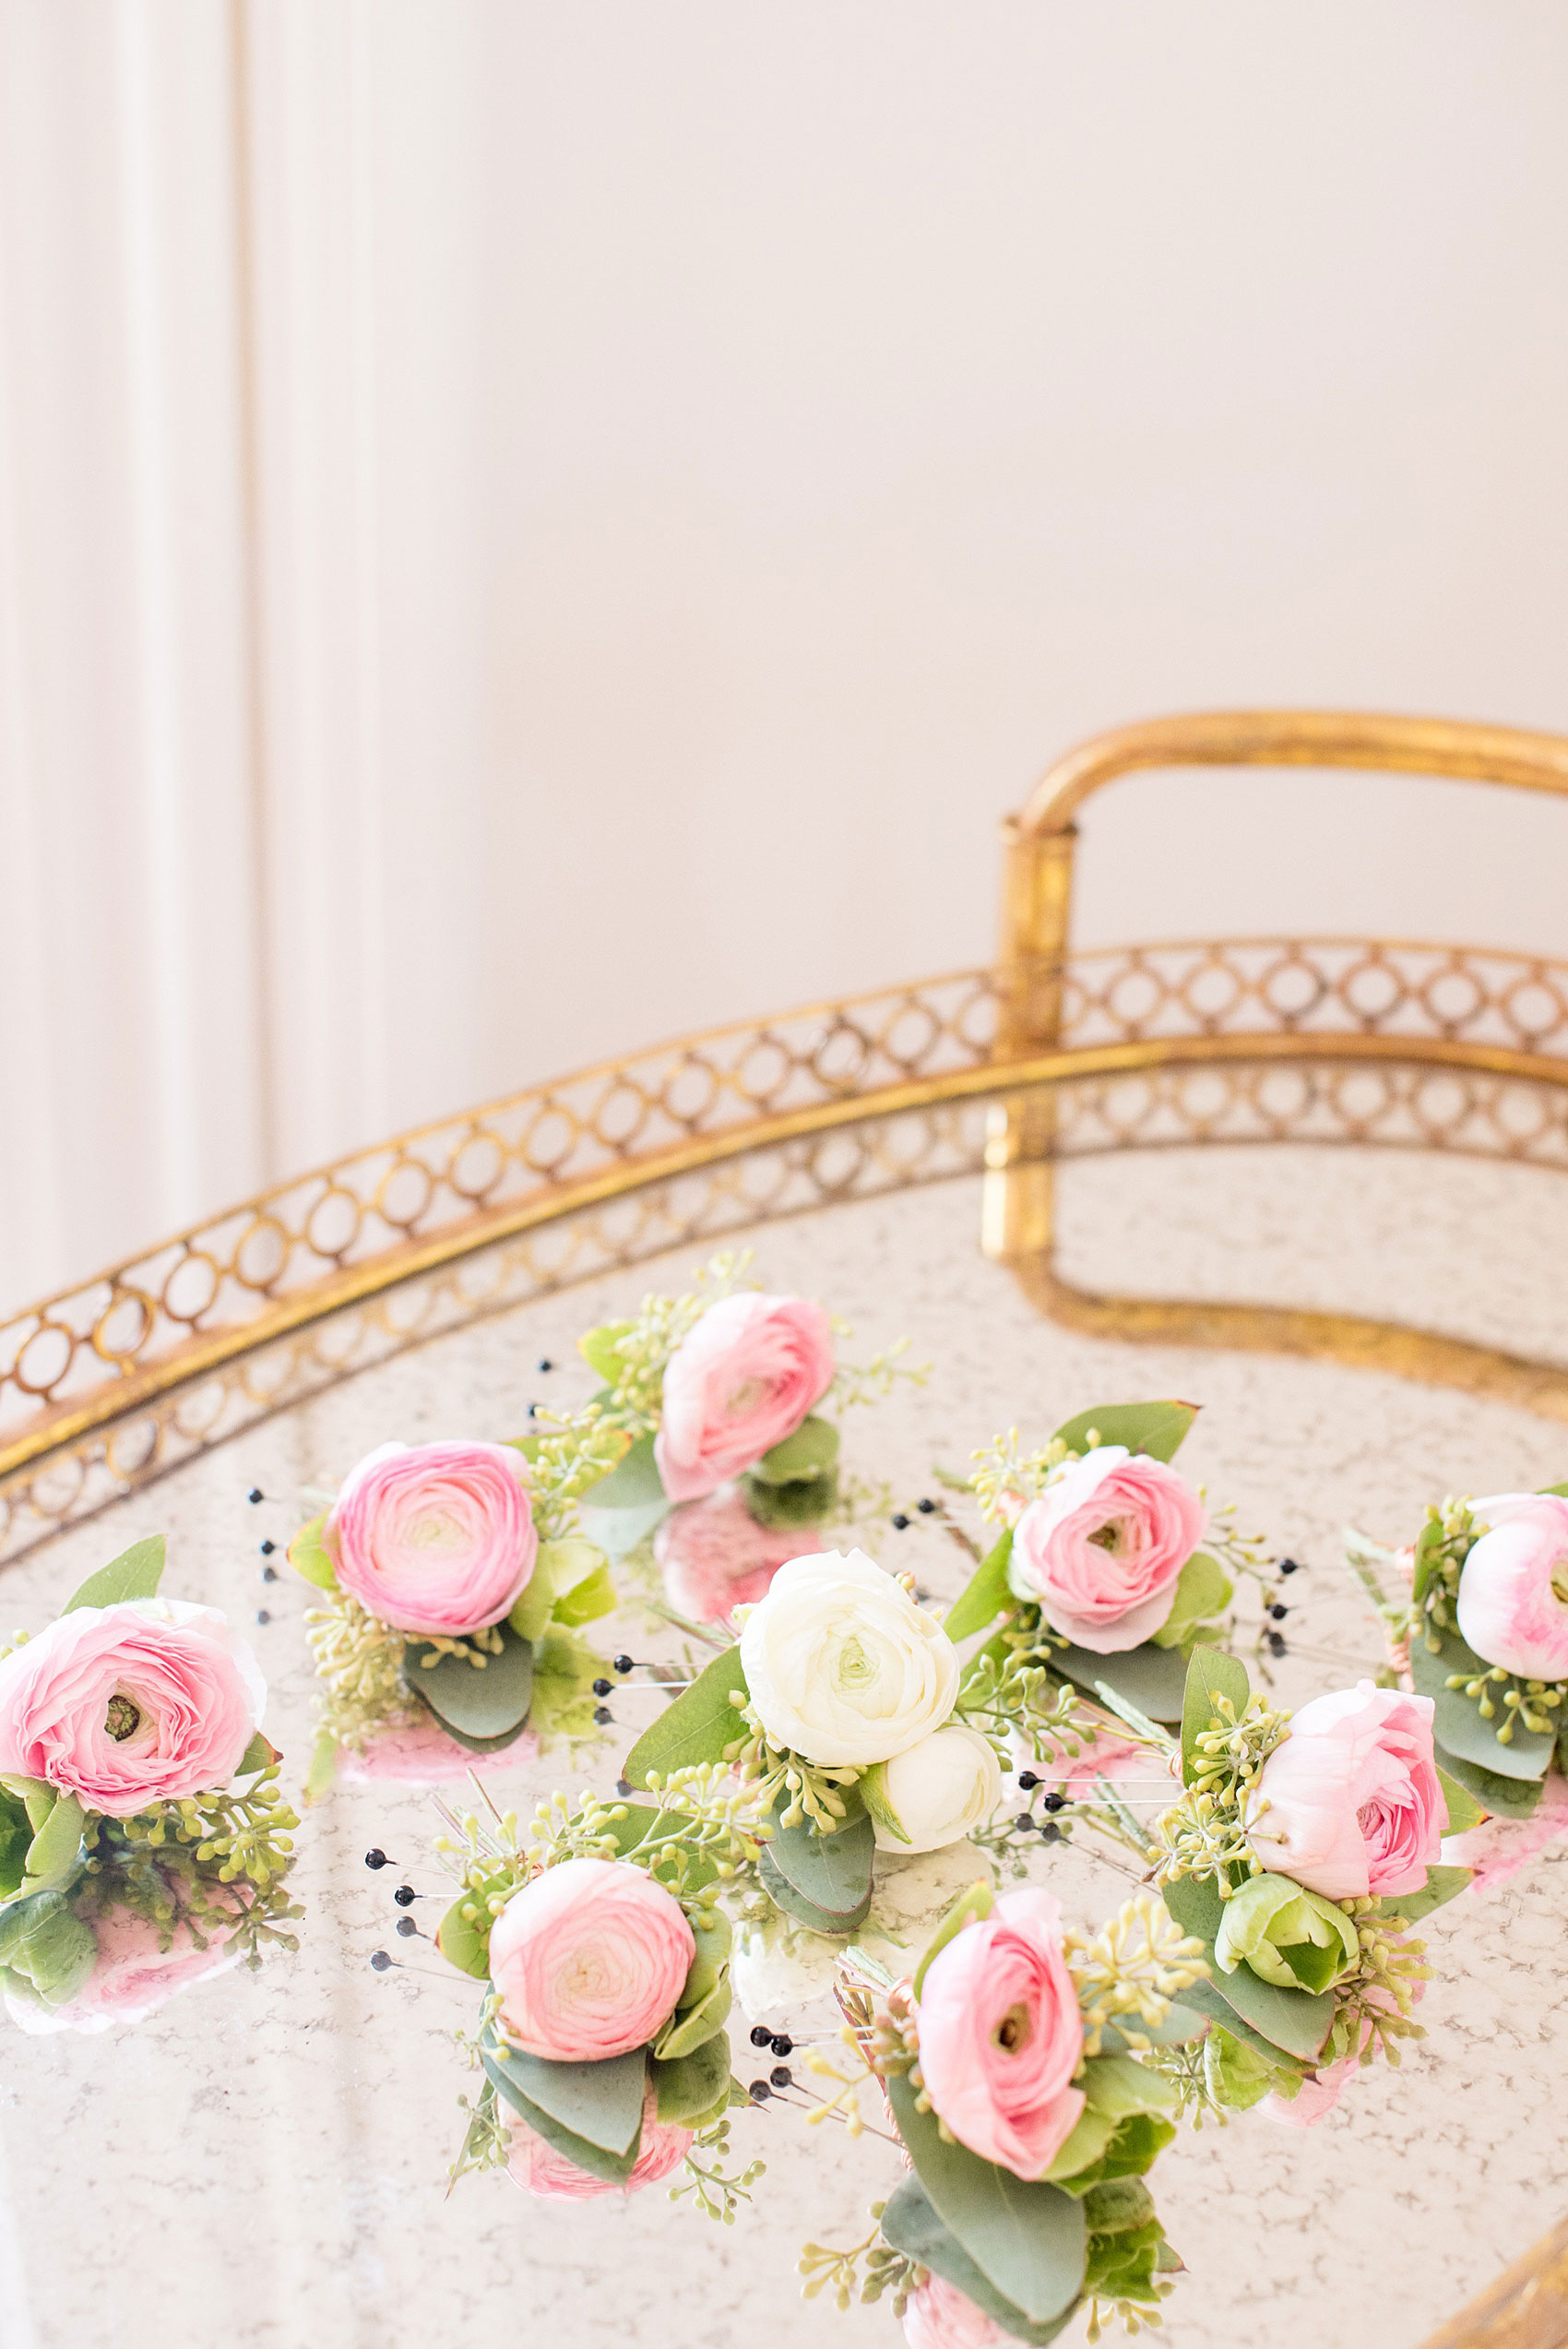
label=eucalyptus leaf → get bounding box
[1179,1646,1252,1783]
[742,1467,840,1529]
[762,1806,874,1933]
[1095,1999,1208,2055]
[1148,1551,1233,1651]
[1430,1745,1543,1818]
[236,1732,276,1778]
[653,1975,731,2061]
[1050,1402,1198,1463]
[1437,1764,1489,1836]
[1373,1863,1473,1927]
[1048,2113,1175,2197]
[1160,1876,1333,2061]
[63,1534,166,1614]
[402,1621,534,1753]
[1042,2106,1121,2183]
[0,1787,31,1903]
[597,1801,719,1890]
[1409,1628,1554,1781]
[286,1511,339,1592]
[1541,1480,1568,1498]
[750,1415,840,1487]
[552,1562,616,1628]
[435,1867,513,1979]
[481,2028,646,2155]
[944,1530,1016,1643]
[677,1906,732,2009]
[757,1847,861,1936]
[0,1889,97,2008]
[481,2037,643,2184]
[1081,2178,1156,2236]
[1078,2052,1181,2120]
[581,1431,665,1511]
[577,1320,634,1384]
[621,1644,751,1788]
[20,1794,87,1899]
[886,2071,1087,2326]
[509,1537,571,1642]
[880,2174,1078,2346]
[1171,1977,1310,2075]
[650,2033,734,2127]
[1054,1642,1189,1725]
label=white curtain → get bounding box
[4,0,1568,1313]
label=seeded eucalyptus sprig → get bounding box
[1151,1688,1291,1890]
[799,2207,922,2314]
[81,1760,303,1961]
[669,2111,766,2224]
[1064,1892,1208,2057]
[721,1699,861,1833]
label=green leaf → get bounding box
[1431,1744,1543,1818]
[552,1562,616,1628]
[653,1975,731,2061]
[401,1621,534,1753]
[1096,1999,1209,2056]
[1081,2178,1156,2237]
[886,2071,1087,2327]
[1436,1764,1488,1836]
[944,1530,1016,1643]
[1078,2053,1180,2120]
[481,2032,643,2183]
[508,1537,569,1642]
[756,1847,859,1936]
[750,1415,839,1487]
[1049,2113,1176,2198]
[1373,1863,1473,1927]
[880,2175,1078,2347]
[1050,1402,1198,1463]
[1409,1628,1555,1782]
[1042,2106,1121,2184]
[582,1430,664,1510]
[1179,1645,1251,1783]
[742,1466,840,1529]
[1159,1876,1333,2061]
[1055,1642,1191,1726]
[1409,1518,1446,1610]
[63,1534,166,1613]
[0,1888,98,2008]
[621,1643,751,1787]
[596,1802,719,1891]
[677,1906,732,2009]
[286,1511,339,1592]
[236,1732,276,1778]
[578,1320,635,1384]
[911,1880,994,1999]
[1541,1480,1568,1498]
[0,1786,32,1903]
[483,2036,646,2156]
[435,1867,514,1979]
[1148,1552,1233,1651]
[650,2034,734,2128]
[20,1794,87,1898]
[762,1806,874,1933]
[1171,1978,1308,2075]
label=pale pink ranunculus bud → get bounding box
[506,2083,693,2200]
[654,1293,835,1504]
[488,1857,695,2062]
[1007,1447,1206,1653]
[1247,1681,1443,1902]
[1455,1493,1568,1680]
[654,1485,804,1626]
[901,2276,1008,2348]
[913,1887,1086,2181]
[328,1439,537,1637]
[0,1600,265,1817]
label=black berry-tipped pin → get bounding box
[592,1678,612,1697]
[255,1609,271,1626]
[365,1849,392,1871]
[1039,1821,1063,1844]
[262,1565,279,1583]
[395,1915,421,1939]
[770,2064,792,2089]
[247,1488,265,1505]
[1270,1603,1289,1621]
[370,1950,393,1972]
[916,1497,936,1514]
[770,2033,793,2057]
[612,1655,634,1675]
[1279,1557,1301,1576]
[260,1539,277,1556]
[1017,1771,1039,1791]
[1268,1630,1288,1656]
[537,1358,555,1373]
[1015,1811,1035,1833]
[891,1513,909,1531]
[748,2079,771,2102]
[750,2024,773,2048]
[1042,1791,1065,1814]
[593,1706,613,1726]
[394,1885,418,1908]
[615,1780,633,1797]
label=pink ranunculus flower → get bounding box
[914,1887,1086,2180]
[1007,1446,1206,1653]
[654,1292,835,1504]
[488,1856,695,2062]
[1247,1681,1443,1902]
[1455,1493,1568,1681]
[0,1600,265,1818]
[328,1439,538,1637]
[654,1485,805,1625]
[337,1715,535,1786]
[506,2083,693,2200]
[902,2276,1008,2349]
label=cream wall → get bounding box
[3,0,1568,1311]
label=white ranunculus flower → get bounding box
[738,1548,960,1767]
[861,1722,1003,1854]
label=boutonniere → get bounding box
[0,1534,299,2032]
[574,1253,921,1622]
[1348,1482,1568,1820]
[288,1423,623,1795]
[793,1882,1205,2343]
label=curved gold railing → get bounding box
[4,710,1568,1568]
[980,709,1568,1401]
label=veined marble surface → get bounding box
[4,1141,1568,2349]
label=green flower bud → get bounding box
[1214,1871,1359,1992]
